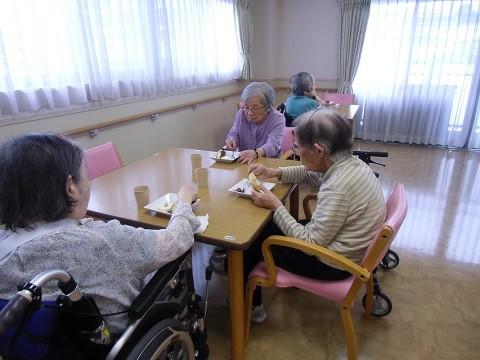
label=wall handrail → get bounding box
[64,85,336,138]
[64,89,242,137]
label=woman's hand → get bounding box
[238,150,257,164]
[225,137,237,150]
[248,163,282,180]
[177,183,198,204]
[318,98,332,106]
[251,186,283,211]
[305,87,317,100]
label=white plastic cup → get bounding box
[195,168,209,188]
[134,185,150,209]
[191,153,202,180]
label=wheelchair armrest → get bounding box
[259,235,370,286]
[128,252,188,320]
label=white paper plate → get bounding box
[144,193,200,216]
[208,149,240,163]
[228,178,275,197]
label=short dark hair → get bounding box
[294,109,352,158]
[0,133,84,231]
[290,72,314,96]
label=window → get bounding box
[354,0,480,148]
[0,0,242,121]
[409,2,480,131]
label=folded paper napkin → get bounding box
[193,214,209,234]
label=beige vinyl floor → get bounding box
[191,141,480,360]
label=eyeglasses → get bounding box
[241,104,265,113]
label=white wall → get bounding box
[252,0,339,87]
[0,83,244,164]
[71,94,240,164]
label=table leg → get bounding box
[227,249,245,360]
[289,184,299,220]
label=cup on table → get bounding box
[195,168,209,188]
[191,153,202,180]
[134,185,150,209]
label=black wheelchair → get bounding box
[0,252,211,360]
[276,102,295,127]
[350,150,401,317]
[352,150,399,272]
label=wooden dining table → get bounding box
[336,104,359,122]
[334,104,359,139]
[87,147,300,360]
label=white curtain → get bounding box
[338,0,371,94]
[234,0,253,80]
[468,103,480,148]
[353,0,480,148]
[467,49,480,148]
[0,0,242,121]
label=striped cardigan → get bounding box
[273,152,386,266]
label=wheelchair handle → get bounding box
[365,151,388,158]
[0,292,32,336]
[352,150,389,158]
[0,269,78,338]
[352,150,389,168]
[29,269,72,288]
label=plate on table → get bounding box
[208,149,240,163]
[228,178,276,198]
[144,193,200,216]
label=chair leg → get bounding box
[363,277,373,319]
[340,306,358,360]
[244,280,255,345]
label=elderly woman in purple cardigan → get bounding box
[225,82,285,164]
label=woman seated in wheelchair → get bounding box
[245,109,386,323]
[284,72,330,126]
[0,133,199,334]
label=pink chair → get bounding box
[280,127,299,161]
[324,93,355,105]
[281,127,294,154]
[84,142,123,180]
[245,184,407,360]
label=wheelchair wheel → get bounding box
[362,293,392,317]
[380,250,399,270]
[126,318,195,360]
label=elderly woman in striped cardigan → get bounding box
[245,108,386,323]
